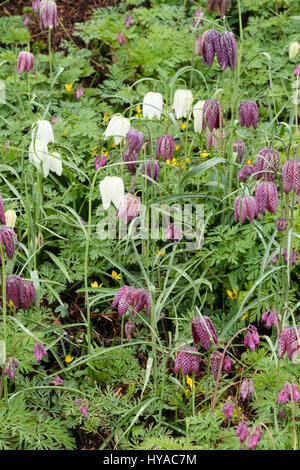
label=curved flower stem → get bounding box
[211,327,249,414]
[84,398,116,450]
[289,384,297,450]
[257,422,277,450]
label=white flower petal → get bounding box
[143,92,163,119]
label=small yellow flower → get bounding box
[112,270,121,280]
[8,300,14,308]
[63,130,68,136]
[175,145,180,151]
[200,151,210,158]
[246,159,252,165]
[242,311,249,321]
[92,146,98,154]
[111,141,116,149]
[103,112,109,121]
[155,249,166,257]
[65,83,73,93]
[65,354,74,363]
[184,375,198,397]
[227,288,237,300]
[91,281,103,288]
[180,122,186,131]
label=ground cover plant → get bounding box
[0,0,299,451]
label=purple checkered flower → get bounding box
[210,351,222,381]
[34,342,48,363]
[217,31,237,70]
[244,325,259,351]
[261,309,278,329]
[236,419,249,443]
[142,159,160,184]
[202,99,223,131]
[192,316,218,350]
[165,223,182,241]
[255,181,278,215]
[240,378,254,401]
[155,135,175,162]
[278,325,300,361]
[6,275,37,311]
[16,51,34,73]
[222,398,235,421]
[0,226,22,261]
[95,154,107,170]
[234,140,246,163]
[239,101,258,130]
[4,358,19,380]
[282,159,300,196]
[278,382,299,404]
[275,217,287,231]
[206,0,231,16]
[238,163,255,181]
[0,195,6,225]
[254,146,279,181]
[200,29,221,67]
[132,288,150,317]
[283,248,297,266]
[32,0,41,11]
[206,129,225,151]
[116,194,141,225]
[224,355,232,372]
[112,285,150,317]
[123,127,145,175]
[234,196,256,223]
[40,0,58,29]
[247,427,263,450]
[174,346,199,376]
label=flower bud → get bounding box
[289,41,300,59]
[16,51,34,73]
[5,210,17,229]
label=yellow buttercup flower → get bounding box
[63,130,68,135]
[175,145,180,151]
[155,249,166,257]
[134,104,142,119]
[242,311,249,320]
[112,270,121,280]
[111,141,116,149]
[180,122,186,131]
[91,281,103,288]
[65,83,73,93]
[200,151,210,158]
[227,288,237,300]
[246,159,252,165]
[103,112,109,121]
[65,354,74,363]
[8,300,14,308]
[184,375,198,397]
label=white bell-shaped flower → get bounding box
[32,120,54,145]
[42,151,62,178]
[289,41,300,59]
[142,92,163,120]
[193,100,206,133]
[5,210,17,229]
[29,138,48,165]
[100,176,124,210]
[104,115,130,145]
[172,89,193,119]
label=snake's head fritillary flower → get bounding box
[278,382,299,404]
[100,176,124,210]
[200,29,220,67]
[210,351,222,381]
[236,419,249,444]
[16,51,34,73]
[142,159,160,184]
[40,0,58,29]
[275,217,287,231]
[282,160,300,196]
[34,342,48,363]
[123,127,145,174]
[234,196,256,223]
[104,115,130,146]
[233,140,246,163]
[244,325,259,351]
[172,90,193,119]
[143,92,163,120]
[283,248,297,266]
[206,129,225,151]
[193,100,206,133]
[32,120,54,145]
[223,355,232,373]
[247,427,263,450]
[0,195,6,225]
[133,288,151,316]
[240,378,254,401]
[239,101,258,130]
[222,398,235,421]
[278,325,300,361]
[4,358,19,380]
[21,280,37,310]
[0,226,22,261]
[217,31,237,70]
[192,316,218,350]
[202,99,223,131]
[116,194,141,225]
[174,346,200,376]
[238,163,255,181]
[155,135,175,162]
[254,146,279,181]
[255,181,278,215]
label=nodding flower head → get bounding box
[202,99,223,131]
[142,159,160,184]
[247,427,263,450]
[123,127,145,175]
[261,309,278,329]
[210,351,222,381]
[217,31,237,71]
[0,195,6,225]
[94,153,107,170]
[282,159,300,196]
[240,378,254,401]
[278,381,299,404]
[275,217,287,231]
[233,140,246,163]
[244,325,260,351]
[174,346,200,376]
[206,129,226,152]
[238,101,258,130]
[116,194,141,225]
[236,419,249,444]
[294,65,300,77]
[125,14,134,29]
[234,196,256,223]
[206,0,231,17]
[222,398,235,421]
[117,30,126,45]
[16,51,34,73]
[254,181,278,215]
[125,321,136,341]
[254,146,279,181]
[4,358,19,380]
[112,285,150,317]
[191,316,218,350]
[0,226,22,261]
[34,341,48,363]
[155,135,175,162]
[6,275,36,310]
[238,162,255,181]
[200,29,220,67]
[39,0,58,29]
[278,325,300,362]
